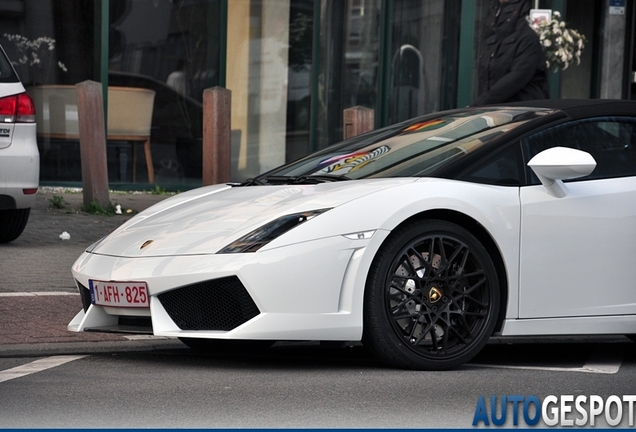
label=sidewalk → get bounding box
[0,187,184,356]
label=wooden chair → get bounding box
[30,85,156,183]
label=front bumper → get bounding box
[69,231,390,341]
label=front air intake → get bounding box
[157,276,260,331]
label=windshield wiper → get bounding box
[239,177,266,186]
[239,174,350,186]
[263,174,350,185]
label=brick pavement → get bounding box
[0,187,178,352]
[0,293,126,344]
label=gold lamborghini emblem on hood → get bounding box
[140,240,154,250]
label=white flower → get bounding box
[2,33,67,83]
[528,12,586,72]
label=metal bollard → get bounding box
[76,80,110,208]
[202,87,232,186]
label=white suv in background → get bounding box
[0,44,38,243]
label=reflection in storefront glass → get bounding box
[2,2,97,184]
[389,0,461,124]
[315,0,461,152]
[317,0,382,151]
[285,0,314,164]
[109,0,222,187]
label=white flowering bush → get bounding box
[529,11,585,72]
[3,34,67,84]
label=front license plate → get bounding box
[89,280,149,308]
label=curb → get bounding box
[0,339,187,358]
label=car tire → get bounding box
[363,219,500,370]
[179,338,274,355]
[0,208,30,243]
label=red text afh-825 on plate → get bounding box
[89,280,149,308]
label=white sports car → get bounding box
[69,99,636,370]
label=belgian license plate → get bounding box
[89,280,149,308]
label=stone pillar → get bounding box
[599,0,627,99]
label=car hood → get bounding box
[89,178,417,257]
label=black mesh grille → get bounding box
[118,316,152,328]
[157,276,260,330]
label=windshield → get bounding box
[262,107,548,182]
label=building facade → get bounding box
[1,0,634,188]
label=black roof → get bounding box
[490,98,636,118]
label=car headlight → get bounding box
[218,209,331,254]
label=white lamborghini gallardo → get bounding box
[70,100,636,370]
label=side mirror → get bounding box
[527,147,596,198]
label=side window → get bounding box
[460,143,524,186]
[522,117,636,183]
[0,48,18,83]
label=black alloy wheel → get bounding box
[363,220,500,370]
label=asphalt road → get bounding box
[0,340,635,428]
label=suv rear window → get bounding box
[0,46,19,83]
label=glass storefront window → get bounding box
[0,0,618,190]
[228,0,315,182]
[316,0,382,150]
[109,0,223,187]
[285,0,314,163]
[3,0,224,188]
[1,2,95,87]
[316,0,460,151]
[389,0,460,123]
[1,2,96,184]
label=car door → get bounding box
[518,117,636,318]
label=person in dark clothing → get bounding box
[473,0,550,106]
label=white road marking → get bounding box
[0,291,78,297]
[0,355,87,383]
[123,335,172,341]
[581,350,623,374]
[470,364,620,374]
[471,349,623,374]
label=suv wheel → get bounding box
[0,208,30,243]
